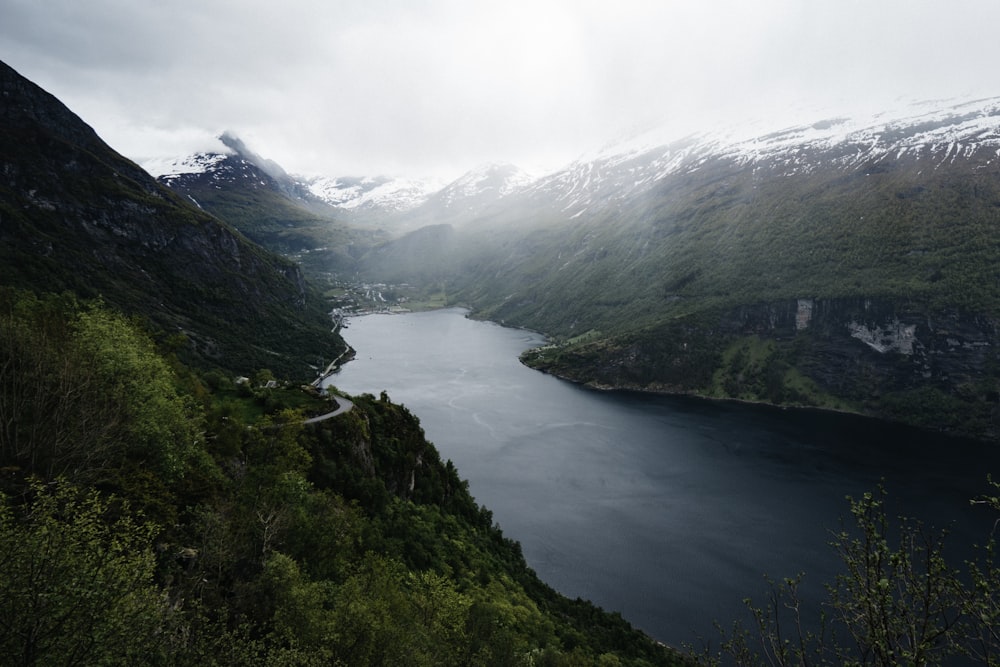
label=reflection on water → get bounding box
[327,308,1000,648]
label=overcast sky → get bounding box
[2,0,999,180]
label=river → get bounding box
[325,307,1000,650]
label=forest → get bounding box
[0,287,681,666]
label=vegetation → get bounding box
[691,484,1000,666]
[0,289,681,666]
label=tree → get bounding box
[0,290,120,481]
[0,479,175,666]
[958,477,1000,664]
[72,304,201,480]
[695,486,965,666]
[826,489,961,665]
[0,292,201,483]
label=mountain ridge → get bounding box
[150,140,536,229]
[143,95,1000,228]
[0,59,347,377]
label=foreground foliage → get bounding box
[691,486,1000,666]
[0,289,679,666]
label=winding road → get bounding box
[302,396,354,424]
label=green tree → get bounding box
[0,479,174,666]
[826,489,961,665]
[72,304,201,480]
[695,487,965,667]
[959,477,1000,664]
[0,291,120,481]
[0,292,201,483]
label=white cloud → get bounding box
[1,0,998,180]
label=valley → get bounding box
[5,48,1000,664]
[156,96,1000,442]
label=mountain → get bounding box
[362,98,1000,440]
[0,60,346,377]
[303,173,442,215]
[155,145,533,227]
[151,138,441,229]
[150,135,384,278]
[386,162,535,230]
[153,143,538,275]
[424,162,534,210]
[286,162,531,223]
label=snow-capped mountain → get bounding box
[145,96,1000,236]
[390,162,536,228]
[432,162,535,207]
[148,131,328,212]
[520,96,1000,220]
[303,174,442,213]
[145,136,538,229]
[143,133,531,227]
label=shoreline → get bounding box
[525,358,987,445]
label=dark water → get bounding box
[326,308,1000,649]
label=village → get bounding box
[324,279,449,329]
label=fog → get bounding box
[2,0,998,179]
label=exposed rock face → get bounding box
[848,319,917,355]
[730,297,999,436]
[529,296,999,439]
[795,299,813,330]
[726,297,997,391]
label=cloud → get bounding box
[2,0,999,179]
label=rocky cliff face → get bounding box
[730,298,997,392]
[529,296,999,439]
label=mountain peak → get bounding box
[217,131,289,182]
[217,130,251,156]
[304,174,443,213]
[436,162,533,205]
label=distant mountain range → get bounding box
[149,139,535,229]
[358,96,1000,441]
[151,96,1000,234]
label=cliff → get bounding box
[526,296,1000,439]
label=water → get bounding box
[325,307,1000,649]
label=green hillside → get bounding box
[0,289,681,665]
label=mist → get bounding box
[2,0,999,180]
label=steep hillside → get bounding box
[0,286,682,667]
[0,60,345,378]
[366,100,1000,440]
